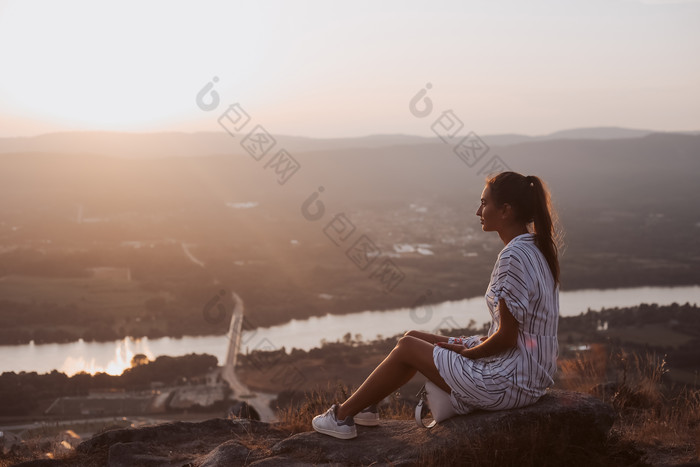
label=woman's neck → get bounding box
[498,224,530,246]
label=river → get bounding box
[1,285,698,375]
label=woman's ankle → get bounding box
[336,404,351,421]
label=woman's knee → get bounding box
[403,330,446,345]
[395,335,409,350]
[404,330,421,339]
[395,334,429,357]
[394,335,414,354]
[394,335,443,376]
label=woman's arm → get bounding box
[404,330,452,345]
[436,298,518,359]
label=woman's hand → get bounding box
[434,342,467,357]
[435,298,519,360]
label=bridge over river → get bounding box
[220,292,277,422]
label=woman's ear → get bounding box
[500,203,513,219]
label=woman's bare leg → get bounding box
[404,330,451,345]
[335,334,451,420]
[378,330,451,390]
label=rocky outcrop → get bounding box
[269,390,615,466]
[14,390,616,466]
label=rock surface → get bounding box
[14,390,616,466]
[271,390,615,466]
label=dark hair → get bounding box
[487,171,562,286]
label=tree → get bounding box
[131,353,149,367]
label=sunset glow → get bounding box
[0,0,698,137]
[59,338,153,376]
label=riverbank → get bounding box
[1,245,698,347]
[2,285,699,376]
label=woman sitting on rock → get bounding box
[312,171,562,439]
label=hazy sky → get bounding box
[0,0,698,138]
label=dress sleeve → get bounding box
[492,250,531,324]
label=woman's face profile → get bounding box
[476,184,501,232]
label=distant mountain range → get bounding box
[1,129,698,220]
[0,127,697,159]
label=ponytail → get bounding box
[487,172,563,286]
[527,175,561,286]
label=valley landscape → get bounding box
[1,129,699,465]
[0,130,698,345]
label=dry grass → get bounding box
[558,343,611,395]
[558,344,700,464]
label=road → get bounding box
[181,242,206,268]
[220,291,278,422]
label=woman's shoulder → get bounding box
[498,233,536,261]
[495,234,551,282]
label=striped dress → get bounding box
[432,232,559,413]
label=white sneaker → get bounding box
[312,404,357,439]
[353,404,380,426]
